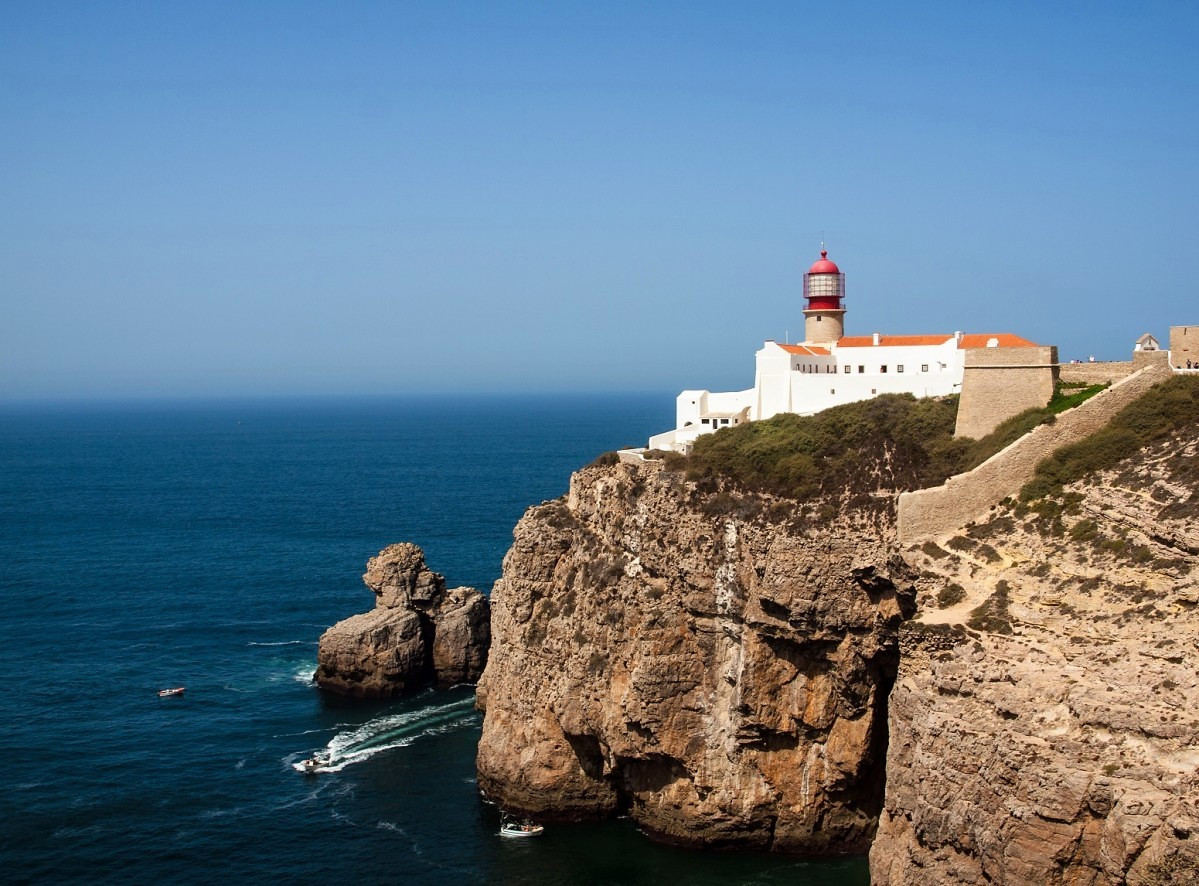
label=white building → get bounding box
[647,249,1040,453]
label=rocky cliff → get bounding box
[475,377,1199,876]
[315,543,489,697]
[872,428,1199,884]
[475,462,915,852]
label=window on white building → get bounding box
[921,364,928,372]
[701,419,710,425]
[858,365,864,373]
[830,389,835,395]
[897,365,904,373]
[843,365,850,373]
[880,366,888,373]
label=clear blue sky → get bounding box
[3,1,1196,400]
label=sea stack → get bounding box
[315,543,490,697]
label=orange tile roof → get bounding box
[777,343,831,356]
[956,333,1040,348]
[837,335,952,348]
[834,333,1040,349]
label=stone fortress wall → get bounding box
[954,345,1058,440]
[1057,361,1135,385]
[1172,325,1199,369]
[1057,347,1173,385]
[898,351,1173,543]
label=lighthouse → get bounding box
[802,247,846,345]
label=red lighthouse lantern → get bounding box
[803,249,844,310]
[802,247,846,345]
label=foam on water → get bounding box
[291,696,480,773]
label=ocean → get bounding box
[0,394,869,884]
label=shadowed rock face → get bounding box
[475,462,915,852]
[315,543,489,697]
[871,432,1199,885]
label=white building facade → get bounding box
[647,250,1038,453]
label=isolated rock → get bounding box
[475,461,915,852]
[315,543,489,697]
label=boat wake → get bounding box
[291,695,479,773]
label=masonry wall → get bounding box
[953,346,1058,439]
[1171,326,1199,369]
[1058,362,1135,385]
[898,353,1173,543]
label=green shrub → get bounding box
[976,543,1002,563]
[662,451,688,471]
[937,582,966,607]
[967,580,1013,634]
[589,451,620,468]
[1070,519,1099,542]
[682,393,963,502]
[921,541,950,559]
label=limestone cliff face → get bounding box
[872,431,1199,884]
[316,543,489,697]
[476,461,915,852]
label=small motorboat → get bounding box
[499,815,544,838]
[296,755,330,774]
[157,687,185,697]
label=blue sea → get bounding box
[0,394,869,884]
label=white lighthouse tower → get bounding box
[802,247,846,345]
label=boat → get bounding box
[499,815,544,838]
[296,754,330,774]
[157,687,185,697]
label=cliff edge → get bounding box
[476,462,915,852]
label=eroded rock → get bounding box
[315,543,489,697]
[475,462,915,852]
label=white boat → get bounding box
[499,816,544,838]
[157,687,185,697]
[296,755,329,774]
